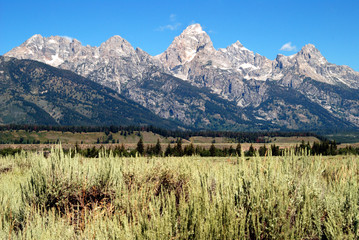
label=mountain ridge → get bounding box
[0,56,181,128]
[4,24,359,130]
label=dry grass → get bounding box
[0,148,358,239]
[0,130,178,145]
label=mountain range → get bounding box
[3,24,359,131]
[0,56,179,128]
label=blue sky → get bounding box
[1,0,358,70]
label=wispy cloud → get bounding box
[157,23,181,31]
[157,14,181,31]
[169,14,176,22]
[280,42,297,51]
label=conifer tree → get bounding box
[165,143,172,156]
[271,144,280,156]
[209,143,216,157]
[185,143,195,156]
[247,144,255,157]
[258,144,267,156]
[236,143,241,156]
[136,138,144,155]
[154,139,162,156]
[175,138,183,156]
[229,145,236,156]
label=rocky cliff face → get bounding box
[6,34,163,92]
[157,24,359,91]
[5,24,359,130]
[156,24,359,114]
[271,44,359,89]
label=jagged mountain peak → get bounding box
[100,35,133,48]
[24,34,75,45]
[300,43,317,52]
[177,23,212,47]
[103,35,127,43]
[222,40,254,59]
[229,40,251,51]
[26,34,43,42]
[296,43,327,65]
[6,34,76,67]
[274,44,327,66]
[99,35,136,57]
[157,24,215,71]
[298,44,323,58]
[182,23,205,34]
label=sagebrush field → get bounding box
[0,148,358,239]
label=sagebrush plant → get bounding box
[0,146,358,239]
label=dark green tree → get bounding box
[174,138,183,156]
[154,139,162,156]
[136,138,144,155]
[184,143,195,156]
[145,145,153,156]
[164,143,172,156]
[236,143,241,156]
[246,144,255,157]
[229,145,236,156]
[258,144,267,156]
[329,140,337,155]
[209,143,216,156]
[271,144,280,156]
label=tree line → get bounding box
[0,139,358,157]
[71,139,358,158]
[0,124,326,144]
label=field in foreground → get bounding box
[0,150,358,239]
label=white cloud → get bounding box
[157,23,181,31]
[157,14,181,31]
[280,42,297,51]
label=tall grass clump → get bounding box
[0,147,358,239]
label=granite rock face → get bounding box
[6,34,163,93]
[5,24,359,130]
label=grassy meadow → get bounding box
[0,148,358,239]
[0,130,327,156]
[0,130,180,145]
